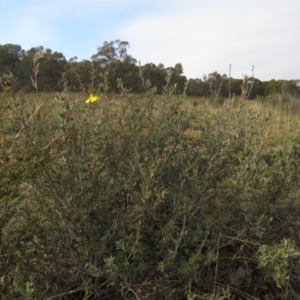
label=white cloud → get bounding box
[118,0,300,80]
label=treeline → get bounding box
[0,40,299,98]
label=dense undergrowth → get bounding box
[1,77,300,299]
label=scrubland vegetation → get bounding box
[1,49,300,299]
[1,41,300,99]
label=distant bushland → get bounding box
[1,41,299,99]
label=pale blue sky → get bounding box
[0,0,300,81]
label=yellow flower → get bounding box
[85,94,101,104]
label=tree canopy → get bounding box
[0,41,299,98]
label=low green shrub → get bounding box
[1,76,300,299]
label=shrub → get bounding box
[1,76,300,299]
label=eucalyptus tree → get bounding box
[0,44,24,73]
[140,63,167,93]
[91,40,139,92]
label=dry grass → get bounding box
[184,96,300,147]
[2,92,299,149]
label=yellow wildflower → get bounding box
[85,94,101,104]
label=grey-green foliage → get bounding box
[1,77,300,299]
[257,238,300,288]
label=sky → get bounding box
[0,0,300,81]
